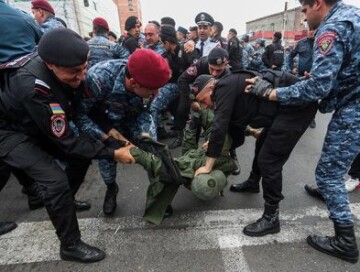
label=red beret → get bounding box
[93,17,109,31]
[31,0,55,15]
[128,49,171,89]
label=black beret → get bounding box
[177,26,188,36]
[38,28,89,67]
[195,12,214,26]
[193,75,213,93]
[161,16,176,27]
[125,16,141,31]
[274,31,282,40]
[208,47,229,65]
[160,25,177,44]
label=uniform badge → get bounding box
[50,103,65,115]
[200,14,205,21]
[216,58,223,65]
[51,115,66,138]
[317,32,336,55]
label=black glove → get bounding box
[248,77,273,99]
[103,136,127,149]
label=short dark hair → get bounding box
[108,31,117,40]
[299,0,340,6]
[213,21,223,33]
[93,25,108,35]
[229,28,237,35]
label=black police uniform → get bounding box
[174,56,230,133]
[227,36,243,71]
[0,54,115,246]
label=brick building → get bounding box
[246,6,308,46]
[115,0,142,34]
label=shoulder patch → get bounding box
[34,79,50,95]
[51,115,67,138]
[317,32,336,55]
[50,103,65,115]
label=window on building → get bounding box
[128,0,134,11]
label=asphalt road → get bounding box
[1,112,359,272]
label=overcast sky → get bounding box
[142,0,359,35]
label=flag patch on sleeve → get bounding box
[50,103,65,115]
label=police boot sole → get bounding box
[243,225,280,237]
[60,251,105,263]
[307,236,359,263]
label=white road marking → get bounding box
[0,203,359,266]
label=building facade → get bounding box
[115,0,142,34]
[8,0,121,38]
[246,6,308,46]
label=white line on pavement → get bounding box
[0,203,359,266]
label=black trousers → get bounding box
[348,153,360,179]
[0,160,11,192]
[1,139,90,245]
[258,102,318,205]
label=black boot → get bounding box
[74,200,91,211]
[0,221,17,236]
[230,150,241,176]
[230,171,260,193]
[307,223,359,263]
[304,184,324,201]
[243,203,280,237]
[60,239,105,263]
[169,131,183,149]
[103,183,119,215]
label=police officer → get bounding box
[210,21,228,49]
[144,22,165,55]
[248,38,266,71]
[0,0,43,235]
[226,28,243,71]
[176,26,188,45]
[75,49,170,216]
[150,25,181,139]
[262,32,285,70]
[194,12,220,57]
[0,28,137,262]
[170,47,230,149]
[122,16,144,53]
[31,0,65,33]
[87,17,129,68]
[245,0,360,263]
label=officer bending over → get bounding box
[0,29,131,263]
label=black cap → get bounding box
[189,26,198,32]
[208,47,229,65]
[274,31,282,40]
[161,16,176,27]
[125,16,141,31]
[213,21,223,32]
[192,75,213,94]
[38,28,89,67]
[229,28,237,35]
[160,25,177,44]
[177,26,188,36]
[195,12,214,26]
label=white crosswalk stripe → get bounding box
[1,203,359,267]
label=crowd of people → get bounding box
[0,0,359,265]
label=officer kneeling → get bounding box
[0,29,133,263]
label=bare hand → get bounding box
[201,141,209,151]
[195,166,211,176]
[114,145,135,164]
[244,76,259,93]
[184,40,195,53]
[108,128,129,144]
[304,71,311,79]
